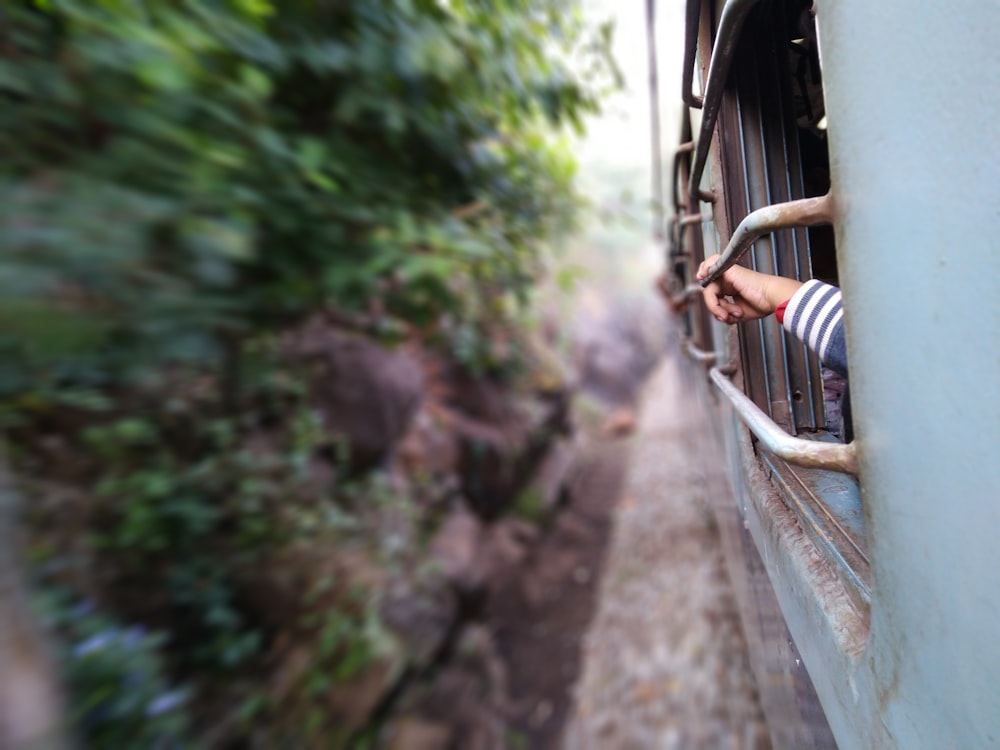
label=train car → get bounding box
[654,0,1000,747]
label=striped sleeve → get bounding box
[781,279,849,377]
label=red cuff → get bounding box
[775,299,790,324]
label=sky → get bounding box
[569,0,686,287]
[579,0,684,178]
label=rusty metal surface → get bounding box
[670,139,695,216]
[687,358,838,750]
[730,421,870,743]
[761,451,870,612]
[677,212,705,227]
[671,113,715,353]
[698,195,834,287]
[709,367,858,475]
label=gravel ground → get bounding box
[561,338,771,750]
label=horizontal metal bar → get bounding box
[699,194,834,287]
[710,367,858,475]
[678,212,705,227]
[681,282,704,299]
[682,0,703,109]
[679,282,704,299]
[689,0,761,206]
[687,341,717,365]
[669,283,703,309]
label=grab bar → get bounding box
[681,0,703,109]
[668,283,704,310]
[687,341,717,366]
[671,140,695,214]
[698,194,834,287]
[646,0,664,240]
[689,0,761,205]
[710,367,858,475]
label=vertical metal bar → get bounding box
[646,0,664,241]
[682,0,704,109]
[689,0,762,206]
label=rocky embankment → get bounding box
[271,298,661,748]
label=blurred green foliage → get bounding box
[37,588,193,749]
[0,0,612,388]
[2,0,614,743]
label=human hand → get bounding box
[696,254,802,324]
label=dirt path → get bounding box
[561,331,770,750]
[488,429,630,749]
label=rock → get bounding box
[425,360,571,521]
[397,403,461,478]
[243,545,387,630]
[382,717,452,750]
[282,318,424,470]
[270,641,404,738]
[325,656,403,734]
[520,438,575,513]
[429,504,485,595]
[380,578,457,669]
[413,625,510,750]
[474,519,539,582]
[601,407,636,437]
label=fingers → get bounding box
[702,281,744,323]
[696,254,721,281]
[699,254,741,323]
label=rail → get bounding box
[685,340,716,365]
[681,0,703,108]
[698,194,834,287]
[669,283,705,310]
[709,367,858,475]
[646,0,664,240]
[688,0,761,205]
[670,140,695,215]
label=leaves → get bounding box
[1,0,612,392]
[3,0,614,742]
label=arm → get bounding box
[696,254,848,377]
[781,279,848,377]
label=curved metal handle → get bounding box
[710,367,858,475]
[689,0,761,205]
[698,194,834,287]
[686,340,716,365]
[670,283,706,310]
[681,0,704,109]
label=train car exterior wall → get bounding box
[670,0,1000,747]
